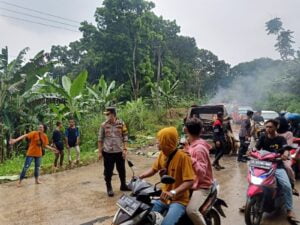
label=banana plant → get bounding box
[151,78,179,110]
[87,75,124,111]
[35,70,89,120]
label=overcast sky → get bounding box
[1,0,300,65]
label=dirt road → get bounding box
[1,150,299,225]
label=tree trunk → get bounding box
[0,124,4,163]
[5,132,11,159]
[155,47,162,107]
[132,41,138,100]
[156,47,162,83]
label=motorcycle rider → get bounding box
[212,112,226,170]
[184,118,214,225]
[256,119,296,220]
[237,110,254,162]
[276,117,299,196]
[139,127,195,225]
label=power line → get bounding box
[0,14,80,33]
[0,1,80,24]
[0,7,79,28]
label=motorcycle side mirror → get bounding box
[127,160,134,168]
[127,160,135,177]
[161,175,175,184]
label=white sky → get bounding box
[1,0,300,65]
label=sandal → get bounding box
[293,188,299,196]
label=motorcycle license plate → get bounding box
[116,195,141,216]
[249,160,272,169]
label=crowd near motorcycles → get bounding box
[113,108,300,225]
[8,106,300,225]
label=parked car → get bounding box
[261,110,279,122]
[181,104,238,155]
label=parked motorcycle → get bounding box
[244,149,294,225]
[112,160,227,225]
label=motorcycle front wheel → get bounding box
[205,208,221,225]
[245,196,263,225]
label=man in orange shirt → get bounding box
[139,127,195,225]
[10,124,58,187]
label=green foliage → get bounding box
[266,17,295,60]
[118,98,166,136]
[36,71,89,120]
[265,17,283,35]
[87,75,124,111]
[70,70,88,98]
[0,150,97,176]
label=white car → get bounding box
[261,110,279,122]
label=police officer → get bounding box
[98,107,130,197]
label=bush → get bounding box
[79,114,105,151]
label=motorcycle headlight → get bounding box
[251,175,263,185]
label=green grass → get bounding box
[0,107,184,179]
[0,149,97,177]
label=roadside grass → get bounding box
[0,150,98,177]
[0,107,185,180]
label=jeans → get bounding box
[102,151,126,187]
[54,151,64,167]
[152,200,186,225]
[20,156,41,180]
[275,168,293,211]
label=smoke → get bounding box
[208,59,286,110]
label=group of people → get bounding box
[9,119,81,187]
[209,109,297,221]
[8,105,299,223]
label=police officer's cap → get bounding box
[104,107,116,115]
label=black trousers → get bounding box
[213,140,225,165]
[103,151,126,186]
[238,137,249,160]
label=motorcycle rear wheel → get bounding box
[205,209,221,225]
[245,196,263,225]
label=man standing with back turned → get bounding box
[98,107,130,197]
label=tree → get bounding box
[265,17,283,35]
[275,30,295,60]
[0,47,51,160]
[266,18,295,60]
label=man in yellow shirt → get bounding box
[139,127,195,225]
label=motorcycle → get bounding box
[244,148,294,225]
[112,160,228,225]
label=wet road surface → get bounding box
[1,152,299,225]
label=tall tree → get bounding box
[266,18,295,60]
